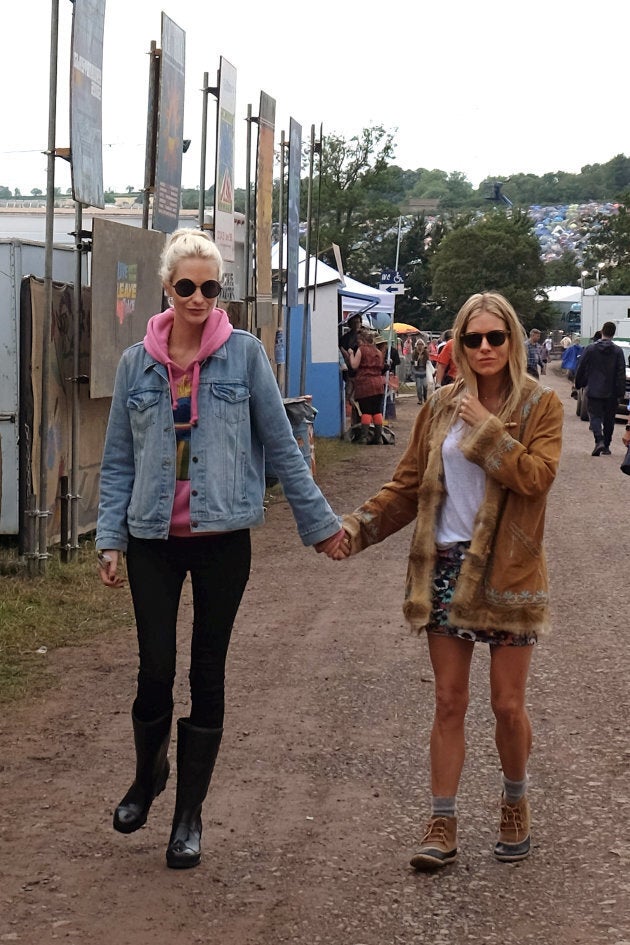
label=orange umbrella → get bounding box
[391,322,421,334]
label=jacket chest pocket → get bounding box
[211,383,250,422]
[127,389,162,433]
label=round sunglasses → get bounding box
[172,278,222,299]
[462,330,510,349]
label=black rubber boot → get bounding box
[369,424,383,445]
[166,719,223,870]
[355,424,370,445]
[113,709,172,834]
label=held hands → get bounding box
[97,549,126,588]
[313,527,351,560]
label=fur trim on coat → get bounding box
[342,378,563,639]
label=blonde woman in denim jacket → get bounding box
[329,292,562,871]
[96,229,345,870]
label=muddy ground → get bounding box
[2,367,630,945]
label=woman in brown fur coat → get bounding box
[329,292,563,871]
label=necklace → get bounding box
[479,391,506,412]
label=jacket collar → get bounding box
[140,340,229,376]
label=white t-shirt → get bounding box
[436,418,487,546]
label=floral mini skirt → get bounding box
[426,541,537,647]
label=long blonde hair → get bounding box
[450,292,528,421]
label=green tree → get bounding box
[544,251,581,287]
[31,187,43,196]
[314,125,401,283]
[588,192,630,294]
[430,209,549,329]
[411,168,475,210]
[0,185,11,199]
[393,214,447,327]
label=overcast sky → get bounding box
[3,0,627,199]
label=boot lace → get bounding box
[500,800,525,841]
[422,816,449,845]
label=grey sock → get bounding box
[502,774,528,804]
[431,795,457,818]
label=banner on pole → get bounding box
[254,91,276,328]
[70,0,106,208]
[286,118,302,308]
[153,14,186,234]
[214,57,237,261]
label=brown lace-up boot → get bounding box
[410,815,457,871]
[494,794,531,862]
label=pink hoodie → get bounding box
[144,306,233,423]
[143,306,233,535]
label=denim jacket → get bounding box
[96,329,341,551]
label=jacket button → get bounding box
[191,490,198,497]
[192,456,198,463]
[191,521,198,528]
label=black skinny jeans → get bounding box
[126,531,251,729]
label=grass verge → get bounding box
[0,537,134,705]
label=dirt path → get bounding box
[2,367,630,945]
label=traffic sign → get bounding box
[379,269,406,294]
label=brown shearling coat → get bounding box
[342,378,563,638]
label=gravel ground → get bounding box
[1,365,630,945]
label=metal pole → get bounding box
[312,124,323,312]
[300,125,316,395]
[244,104,253,329]
[275,131,286,391]
[39,0,60,573]
[596,266,601,326]
[60,474,69,563]
[394,215,402,271]
[198,71,209,229]
[142,41,160,230]
[283,130,292,398]
[69,200,83,559]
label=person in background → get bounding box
[347,329,386,444]
[561,336,583,383]
[339,313,362,357]
[339,313,363,426]
[435,330,457,386]
[539,335,548,375]
[326,292,562,872]
[96,228,345,870]
[411,338,430,404]
[376,334,401,378]
[525,328,544,379]
[375,335,401,426]
[574,321,626,456]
